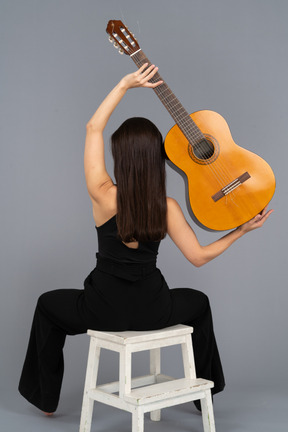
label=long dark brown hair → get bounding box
[111,117,167,242]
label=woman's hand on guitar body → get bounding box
[166,198,274,268]
[238,206,274,235]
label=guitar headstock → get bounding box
[106,20,140,56]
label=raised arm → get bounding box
[167,198,273,267]
[84,64,163,203]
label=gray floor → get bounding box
[1,386,287,432]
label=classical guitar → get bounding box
[106,20,275,231]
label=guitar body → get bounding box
[165,110,276,230]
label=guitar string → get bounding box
[131,51,236,195]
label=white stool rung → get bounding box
[96,373,174,394]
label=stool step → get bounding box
[124,378,214,406]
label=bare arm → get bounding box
[84,64,163,202]
[167,198,273,267]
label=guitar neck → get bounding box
[130,49,204,146]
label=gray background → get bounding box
[1,0,287,431]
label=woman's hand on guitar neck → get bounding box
[120,63,163,90]
[237,206,274,235]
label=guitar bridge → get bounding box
[212,172,251,202]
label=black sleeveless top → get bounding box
[96,215,160,265]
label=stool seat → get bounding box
[88,324,193,344]
[79,325,216,432]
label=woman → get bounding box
[19,64,273,414]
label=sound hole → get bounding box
[193,138,214,160]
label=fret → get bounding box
[131,50,205,147]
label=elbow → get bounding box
[191,259,206,268]
[187,256,204,267]
[193,256,213,268]
[188,252,209,268]
[188,245,214,268]
[86,122,101,133]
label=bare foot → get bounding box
[43,412,54,416]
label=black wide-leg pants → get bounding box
[19,267,225,413]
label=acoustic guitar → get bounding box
[106,20,275,231]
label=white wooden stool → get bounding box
[79,324,215,432]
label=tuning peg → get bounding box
[108,36,113,43]
[114,41,119,48]
[119,48,124,55]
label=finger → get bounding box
[146,66,160,81]
[260,205,268,216]
[137,63,156,78]
[145,79,163,88]
[255,208,274,227]
[261,209,274,221]
[253,214,262,223]
[137,63,149,74]
[141,66,160,86]
[152,80,164,88]
[139,64,158,81]
[138,63,156,75]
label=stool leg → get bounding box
[79,337,101,432]
[132,407,144,432]
[150,348,161,421]
[201,390,216,432]
[181,334,196,379]
[119,347,132,398]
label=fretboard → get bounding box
[130,49,205,147]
